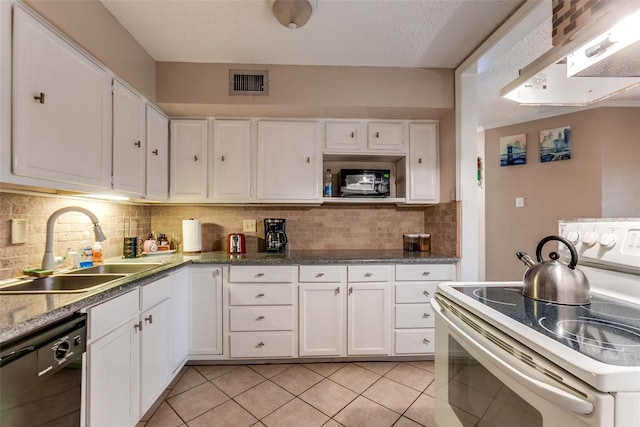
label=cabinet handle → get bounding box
[256,315,265,321]
[423,338,430,345]
[145,315,153,324]
[213,269,221,278]
[350,132,355,138]
[364,272,373,277]
[349,287,353,295]
[194,155,199,162]
[256,293,265,298]
[422,313,431,318]
[152,149,159,156]
[422,271,431,276]
[134,321,143,331]
[315,272,324,278]
[423,290,430,297]
[255,273,265,278]
[306,157,310,163]
[375,132,380,138]
[418,158,422,164]
[221,155,225,162]
[256,342,265,348]
[335,287,340,295]
[134,140,141,148]
[33,92,45,104]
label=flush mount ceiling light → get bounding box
[269,0,317,30]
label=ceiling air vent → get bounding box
[229,70,269,96]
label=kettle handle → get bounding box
[535,235,578,269]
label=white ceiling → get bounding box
[100,0,640,128]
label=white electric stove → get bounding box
[432,218,640,427]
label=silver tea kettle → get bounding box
[516,235,591,305]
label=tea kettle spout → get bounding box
[516,251,536,268]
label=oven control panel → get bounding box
[558,220,640,271]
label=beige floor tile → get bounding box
[302,362,347,377]
[393,416,423,427]
[299,379,358,417]
[424,381,435,398]
[194,365,240,381]
[333,396,400,427]
[251,422,266,427]
[167,382,229,422]
[168,367,207,397]
[362,377,420,414]
[354,361,398,376]
[249,363,294,379]
[322,420,344,427]
[142,389,171,421]
[235,380,294,419]
[212,366,266,397]
[328,363,381,394]
[145,402,184,427]
[167,366,188,390]
[270,364,324,395]
[403,394,436,427]
[261,398,329,427]
[384,363,435,392]
[187,400,257,427]
[405,360,435,373]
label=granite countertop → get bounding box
[0,249,457,344]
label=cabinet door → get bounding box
[299,283,345,356]
[113,80,146,195]
[347,283,390,355]
[169,268,189,373]
[212,120,251,202]
[140,299,170,416]
[189,267,223,355]
[325,122,362,152]
[257,121,320,201]
[88,318,139,427]
[12,8,111,190]
[408,123,439,203]
[367,122,404,152]
[170,120,208,200]
[146,106,169,200]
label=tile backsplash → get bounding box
[0,190,459,280]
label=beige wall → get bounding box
[484,107,640,281]
[24,0,156,100]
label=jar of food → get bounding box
[419,234,431,252]
[403,234,420,251]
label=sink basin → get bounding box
[64,263,161,275]
[0,274,126,294]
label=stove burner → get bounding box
[472,287,520,306]
[583,302,640,321]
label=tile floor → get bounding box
[138,361,436,427]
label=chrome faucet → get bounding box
[42,206,107,270]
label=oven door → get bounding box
[431,296,615,427]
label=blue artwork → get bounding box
[500,133,527,167]
[540,126,571,162]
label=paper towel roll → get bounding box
[182,219,202,253]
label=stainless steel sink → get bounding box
[0,274,126,294]
[64,263,162,275]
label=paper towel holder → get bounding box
[182,218,202,254]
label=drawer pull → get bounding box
[255,273,265,278]
[34,92,45,104]
[364,272,373,277]
[144,315,153,324]
[349,287,353,295]
[256,342,265,348]
[335,287,340,295]
[422,313,431,319]
[422,271,431,276]
[423,338,430,345]
[256,293,265,298]
[423,290,430,297]
[134,321,143,331]
[315,272,325,278]
[256,315,265,321]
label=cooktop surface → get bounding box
[452,285,640,367]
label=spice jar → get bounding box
[419,234,431,252]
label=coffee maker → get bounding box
[264,218,288,253]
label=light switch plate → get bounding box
[11,219,27,244]
[515,197,525,208]
[242,219,257,233]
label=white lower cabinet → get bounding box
[347,282,391,355]
[188,266,223,356]
[169,267,189,373]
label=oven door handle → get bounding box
[432,297,594,416]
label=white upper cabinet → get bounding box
[257,120,321,202]
[145,106,169,200]
[112,80,146,196]
[212,120,252,202]
[12,7,111,191]
[170,119,208,201]
[407,123,439,203]
[367,122,404,152]
[325,121,364,152]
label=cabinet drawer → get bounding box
[395,264,455,281]
[299,265,344,282]
[229,306,293,331]
[395,304,434,328]
[229,285,293,305]
[140,275,171,310]
[395,329,435,354]
[395,283,437,303]
[228,266,295,283]
[229,333,294,358]
[347,265,391,282]
[89,289,139,339]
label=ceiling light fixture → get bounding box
[269,0,317,30]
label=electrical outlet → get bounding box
[516,197,525,208]
[11,219,27,244]
[243,219,257,233]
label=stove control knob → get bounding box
[54,339,70,361]
[566,230,580,244]
[582,231,598,246]
[599,233,616,248]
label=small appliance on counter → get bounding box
[339,169,390,197]
[403,233,431,251]
[264,218,287,253]
[227,233,246,254]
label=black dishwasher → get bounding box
[0,314,87,427]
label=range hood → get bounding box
[501,4,640,106]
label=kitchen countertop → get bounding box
[0,249,457,344]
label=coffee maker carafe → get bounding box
[264,218,287,253]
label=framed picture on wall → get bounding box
[500,133,527,166]
[539,126,571,162]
